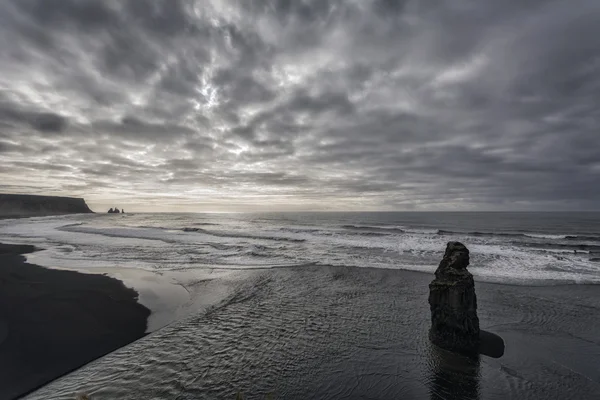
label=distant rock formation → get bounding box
[428,242,480,355]
[107,207,121,214]
[0,194,93,217]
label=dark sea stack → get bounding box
[428,242,480,355]
[0,194,93,217]
[108,207,114,213]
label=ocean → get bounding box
[1,212,599,285]
[2,212,600,399]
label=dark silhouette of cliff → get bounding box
[0,194,93,217]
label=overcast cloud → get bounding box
[0,0,599,211]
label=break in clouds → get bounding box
[0,0,599,211]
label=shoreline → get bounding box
[203,263,600,288]
[3,234,600,398]
[23,247,244,333]
[23,262,600,400]
[0,243,150,400]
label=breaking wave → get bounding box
[1,212,599,285]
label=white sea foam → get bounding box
[523,233,568,240]
[1,213,599,285]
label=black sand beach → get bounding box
[0,244,150,400]
[24,265,600,400]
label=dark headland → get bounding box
[0,194,93,218]
[0,243,150,400]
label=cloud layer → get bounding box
[1,0,599,211]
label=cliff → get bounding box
[0,194,93,217]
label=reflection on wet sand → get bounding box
[427,342,481,400]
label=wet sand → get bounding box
[0,244,150,400]
[24,265,600,400]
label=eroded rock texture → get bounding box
[428,242,480,355]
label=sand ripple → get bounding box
[26,268,600,400]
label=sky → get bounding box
[0,0,599,212]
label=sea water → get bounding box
[1,212,599,285]
[3,212,600,400]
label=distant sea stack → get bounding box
[0,194,93,217]
[428,242,480,355]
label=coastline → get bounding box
[0,243,150,400]
[2,210,599,399]
[23,264,600,400]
